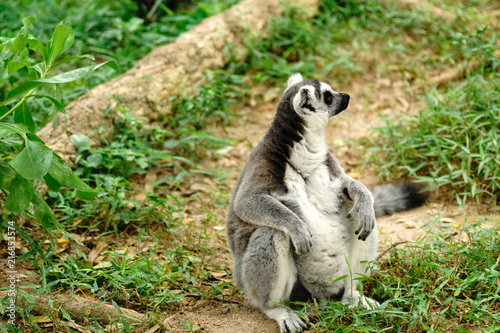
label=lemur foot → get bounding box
[265,306,307,333]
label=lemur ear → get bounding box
[287,73,303,88]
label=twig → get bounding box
[376,241,408,261]
[376,231,460,261]
[443,231,459,241]
[184,293,241,304]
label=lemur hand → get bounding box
[345,184,376,241]
[291,225,313,255]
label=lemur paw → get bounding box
[265,307,307,333]
[291,228,312,255]
[347,195,376,241]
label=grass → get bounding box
[0,0,499,332]
[236,0,491,87]
[370,73,500,206]
[309,218,500,332]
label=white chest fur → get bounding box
[280,150,374,299]
[282,163,347,235]
[288,131,328,178]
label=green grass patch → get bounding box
[235,0,484,87]
[369,73,500,205]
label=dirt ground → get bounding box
[161,74,500,333]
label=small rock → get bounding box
[221,307,230,314]
[405,221,415,229]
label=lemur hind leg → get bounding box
[241,227,307,333]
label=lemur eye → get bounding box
[324,91,333,105]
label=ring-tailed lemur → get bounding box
[226,74,427,333]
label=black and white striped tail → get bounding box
[370,183,428,218]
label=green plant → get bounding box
[164,70,245,161]
[369,74,500,205]
[168,70,247,131]
[0,0,241,130]
[0,17,116,228]
[449,25,500,73]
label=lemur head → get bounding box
[282,73,350,123]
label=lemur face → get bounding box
[285,74,350,120]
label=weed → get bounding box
[370,73,500,205]
[0,17,115,229]
[167,70,247,132]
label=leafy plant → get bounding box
[168,70,247,131]
[0,17,116,229]
[0,0,241,123]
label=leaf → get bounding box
[8,61,26,74]
[22,16,36,32]
[28,37,42,53]
[39,43,49,65]
[31,315,52,323]
[9,34,29,53]
[26,132,45,144]
[14,102,35,132]
[3,80,43,105]
[0,67,6,84]
[31,62,45,77]
[40,61,118,83]
[111,300,123,314]
[65,171,98,200]
[0,160,16,188]
[5,173,34,213]
[69,133,91,152]
[0,136,23,151]
[0,122,29,138]
[59,21,74,56]
[9,140,53,179]
[0,105,7,118]
[30,94,65,113]
[49,54,94,72]
[43,153,70,190]
[32,191,59,230]
[86,154,102,167]
[88,242,108,263]
[47,22,71,68]
[163,140,179,149]
[2,61,117,106]
[43,173,62,191]
[60,308,73,322]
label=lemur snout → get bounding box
[337,93,350,114]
